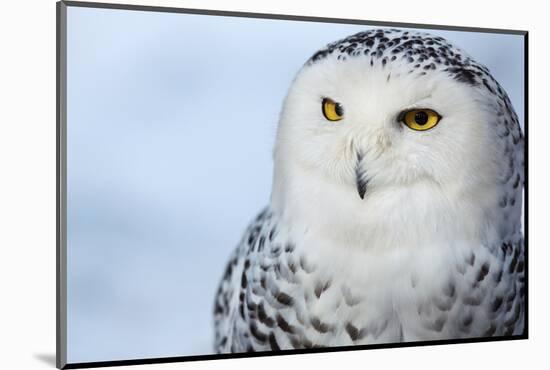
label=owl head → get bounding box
[271,29,523,246]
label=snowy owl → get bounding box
[213,28,525,353]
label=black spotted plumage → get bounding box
[214,206,525,352]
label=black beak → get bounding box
[355,151,368,200]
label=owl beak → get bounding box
[355,151,368,200]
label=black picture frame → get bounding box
[56,1,528,368]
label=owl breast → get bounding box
[213,208,525,353]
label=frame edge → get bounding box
[62,0,527,35]
[57,1,68,369]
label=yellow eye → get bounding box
[322,98,344,121]
[401,109,441,131]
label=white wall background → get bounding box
[0,0,547,370]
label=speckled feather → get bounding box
[214,209,524,351]
[213,29,525,353]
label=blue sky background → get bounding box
[66,6,525,364]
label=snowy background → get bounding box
[66,6,525,363]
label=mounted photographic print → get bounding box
[56,1,528,368]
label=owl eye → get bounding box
[322,98,344,121]
[401,109,441,131]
